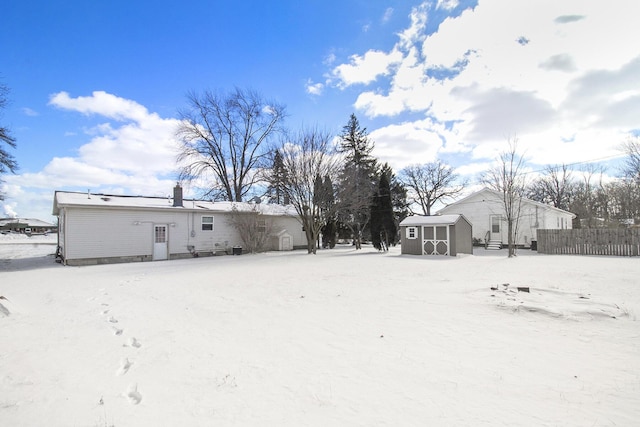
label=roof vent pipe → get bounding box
[173,183,183,207]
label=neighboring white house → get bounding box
[0,217,57,234]
[437,187,576,247]
[52,186,307,265]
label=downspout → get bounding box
[58,207,68,266]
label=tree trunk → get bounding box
[508,219,515,257]
[354,223,362,250]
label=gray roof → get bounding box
[0,218,56,227]
[399,214,467,226]
[438,187,576,218]
[53,191,298,217]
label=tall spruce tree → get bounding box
[319,175,337,248]
[336,114,378,249]
[266,150,289,204]
[370,172,396,251]
[380,162,409,241]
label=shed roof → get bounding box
[399,214,468,226]
[52,191,298,217]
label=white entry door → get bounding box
[490,215,501,241]
[153,224,168,261]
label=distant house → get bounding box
[399,214,472,256]
[0,217,57,234]
[437,187,575,248]
[52,185,307,265]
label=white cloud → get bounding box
[397,3,429,49]
[3,91,183,221]
[436,0,459,11]
[323,52,337,66]
[2,200,18,218]
[382,7,394,23]
[305,80,324,96]
[539,54,577,72]
[21,107,38,117]
[370,118,448,170]
[324,0,640,173]
[332,49,404,87]
[49,91,150,122]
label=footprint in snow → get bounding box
[112,327,123,336]
[124,337,141,348]
[125,383,142,405]
[117,358,132,376]
[107,316,118,323]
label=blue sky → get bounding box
[2,0,640,221]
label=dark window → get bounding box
[202,216,213,231]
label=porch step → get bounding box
[486,240,502,250]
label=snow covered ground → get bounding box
[1,235,639,426]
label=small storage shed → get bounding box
[399,214,472,256]
[271,229,293,251]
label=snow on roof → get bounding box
[52,191,298,217]
[399,214,466,226]
[0,217,56,227]
[438,187,576,217]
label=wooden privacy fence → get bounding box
[537,229,640,256]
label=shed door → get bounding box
[281,235,292,251]
[153,224,168,261]
[423,225,449,255]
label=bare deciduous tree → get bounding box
[482,138,527,257]
[176,87,286,202]
[277,127,341,254]
[569,164,607,228]
[526,164,574,210]
[621,136,640,183]
[227,203,274,253]
[1,82,17,201]
[399,161,465,215]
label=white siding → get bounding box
[65,208,189,260]
[270,216,306,249]
[185,211,243,253]
[57,199,308,263]
[439,189,574,246]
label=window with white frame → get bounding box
[201,216,214,231]
[406,226,417,239]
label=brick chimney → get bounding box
[173,183,183,207]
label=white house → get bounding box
[52,185,307,265]
[437,187,575,248]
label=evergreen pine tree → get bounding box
[380,162,409,243]
[320,175,337,248]
[370,172,396,251]
[336,114,378,249]
[267,150,288,204]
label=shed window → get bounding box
[201,216,214,231]
[406,227,417,239]
[257,219,266,233]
